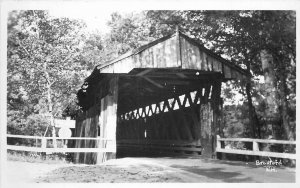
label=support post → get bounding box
[200,102,213,158]
[200,79,222,158]
[97,76,119,164]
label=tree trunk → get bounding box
[245,82,261,138]
[260,50,279,139]
[44,62,56,148]
[47,82,57,148]
[260,50,278,116]
[277,58,294,141]
[245,59,260,139]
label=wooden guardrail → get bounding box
[216,135,296,159]
[7,134,116,153]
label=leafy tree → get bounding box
[7,10,92,141]
[199,11,295,140]
[104,11,176,56]
[144,10,296,141]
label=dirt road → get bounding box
[5,157,296,184]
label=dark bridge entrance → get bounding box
[74,30,248,164]
[117,68,222,158]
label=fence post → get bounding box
[216,135,225,160]
[41,137,46,158]
[41,137,46,149]
[253,141,259,152]
[216,135,221,149]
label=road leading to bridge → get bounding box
[6,157,295,183]
[132,157,296,183]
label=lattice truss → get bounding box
[117,84,221,141]
[120,88,211,120]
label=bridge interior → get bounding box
[116,68,223,158]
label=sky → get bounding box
[48,4,136,34]
[49,8,115,34]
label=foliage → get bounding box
[7,10,104,136]
[144,10,296,140]
[8,114,50,136]
[223,105,248,138]
[7,113,51,146]
[104,11,176,56]
[8,10,88,116]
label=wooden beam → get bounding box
[154,79,190,86]
[176,73,187,78]
[136,69,154,76]
[145,87,154,92]
[142,76,164,88]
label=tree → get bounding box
[7,10,91,142]
[143,10,295,141]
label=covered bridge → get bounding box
[74,30,249,164]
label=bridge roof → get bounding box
[84,30,249,84]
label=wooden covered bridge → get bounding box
[74,30,249,164]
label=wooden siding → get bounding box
[99,33,247,80]
[97,76,119,163]
[74,76,119,164]
[74,105,99,164]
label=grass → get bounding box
[7,150,72,164]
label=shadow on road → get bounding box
[170,165,255,182]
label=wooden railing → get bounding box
[216,135,296,159]
[7,134,116,153]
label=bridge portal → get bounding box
[74,30,248,164]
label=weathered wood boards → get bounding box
[97,76,119,163]
[199,103,212,157]
[74,105,99,164]
[98,32,247,81]
[74,76,119,164]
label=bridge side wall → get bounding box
[74,105,99,164]
[97,76,118,163]
[74,76,119,164]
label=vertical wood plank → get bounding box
[200,51,207,71]
[176,34,182,67]
[224,65,232,79]
[200,102,213,158]
[180,37,187,69]
[149,48,154,68]
[212,58,218,72]
[97,76,119,164]
[156,47,162,68]
[203,52,209,71]
[211,80,222,158]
